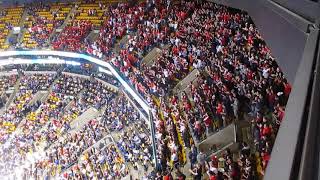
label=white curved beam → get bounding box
[0,50,150,113]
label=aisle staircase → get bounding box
[40,73,62,101]
[62,86,87,112]
[17,29,27,45]
[69,107,100,132]
[0,92,13,114]
[141,47,162,66]
[85,29,100,43]
[28,91,48,105]
[18,9,29,28]
[173,69,201,95]
[60,5,77,29]
[6,8,29,47]
[114,35,130,54]
[2,77,21,111]
[48,5,77,46]
[15,74,60,131]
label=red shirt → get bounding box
[184,101,191,111]
[284,83,292,97]
[216,103,223,114]
[262,126,271,136]
[278,109,285,122]
[247,70,253,80]
[267,92,276,105]
[171,97,178,105]
[204,116,212,127]
[262,153,271,164]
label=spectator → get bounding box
[189,163,202,180]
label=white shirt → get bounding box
[262,68,269,78]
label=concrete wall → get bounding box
[271,0,320,23]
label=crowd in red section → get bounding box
[110,0,290,179]
[52,21,93,52]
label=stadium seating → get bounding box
[0,74,55,143]
[0,75,17,93]
[0,0,292,179]
[0,7,23,49]
[52,20,92,52]
[18,76,150,179]
[74,1,107,27]
[0,69,150,179]
[22,3,72,48]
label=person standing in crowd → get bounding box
[189,163,203,180]
[163,170,173,180]
[176,169,186,180]
[189,144,198,169]
[197,150,207,170]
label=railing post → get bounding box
[148,109,158,170]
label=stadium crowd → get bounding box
[86,2,145,58]
[20,2,70,48]
[0,67,155,179]
[27,117,111,178]
[0,0,292,179]
[0,72,122,178]
[52,20,93,52]
[24,92,152,179]
[0,74,55,143]
[109,0,290,179]
[102,94,153,171]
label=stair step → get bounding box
[86,30,99,42]
[141,47,162,67]
[114,35,130,54]
[69,107,100,133]
[173,69,200,95]
[28,91,47,105]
